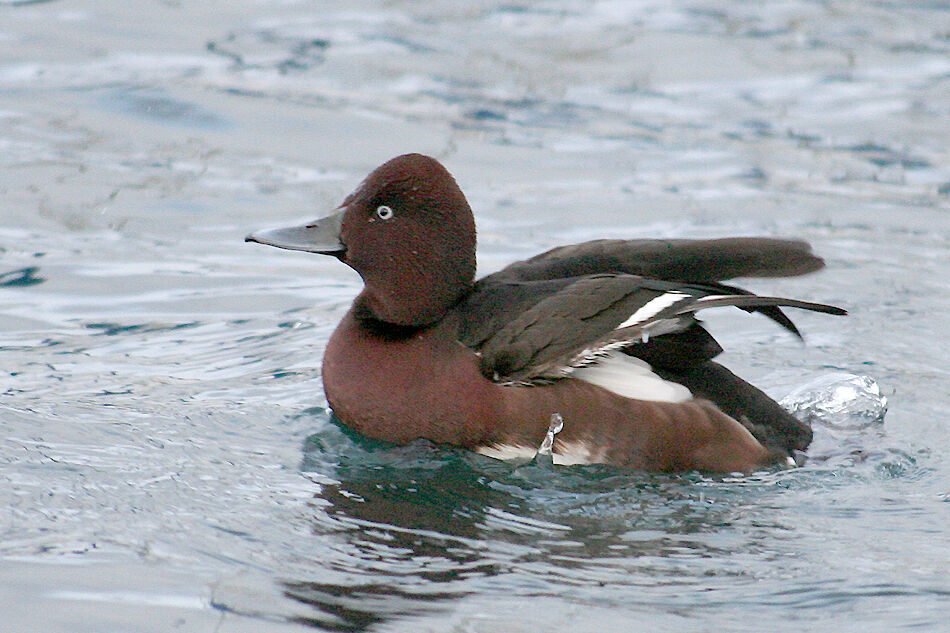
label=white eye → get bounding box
[375,205,394,220]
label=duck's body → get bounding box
[248,153,845,472]
[323,308,771,471]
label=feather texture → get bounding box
[460,273,844,383]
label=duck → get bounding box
[247,153,846,472]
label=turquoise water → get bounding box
[2,2,949,631]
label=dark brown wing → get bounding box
[476,237,830,340]
[462,274,845,384]
[488,237,825,283]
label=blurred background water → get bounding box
[1,1,949,631]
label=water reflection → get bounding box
[283,419,789,630]
[287,438,509,630]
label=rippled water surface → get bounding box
[2,2,950,631]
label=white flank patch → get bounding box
[474,441,603,466]
[572,350,693,403]
[551,440,602,466]
[616,291,690,330]
[474,444,538,462]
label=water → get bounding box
[2,1,949,631]
[782,372,888,429]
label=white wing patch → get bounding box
[572,350,693,403]
[615,291,691,330]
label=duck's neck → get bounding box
[352,281,470,327]
[350,304,427,339]
[352,254,475,327]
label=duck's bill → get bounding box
[245,210,345,255]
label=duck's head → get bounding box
[247,154,477,327]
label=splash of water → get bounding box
[534,412,565,466]
[780,373,888,430]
